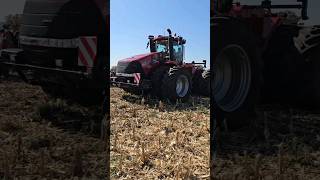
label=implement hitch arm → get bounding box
[192,60,207,68]
[249,0,309,20]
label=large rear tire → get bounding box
[262,25,305,105]
[293,25,320,108]
[191,69,204,95]
[161,67,192,103]
[212,17,262,129]
[192,69,210,97]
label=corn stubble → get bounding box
[110,87,210,179]
[213,106,320,180]
[0,81,107,179]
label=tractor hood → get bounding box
[116,52,160,74]
[118,52,159,63]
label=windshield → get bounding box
[173,42,183,62]
[154,39,184,62]
[155,40,168,53]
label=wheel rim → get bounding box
[213,45,251,112]
[176,75,189,97]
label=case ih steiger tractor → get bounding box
[211,0,320,129]
[0,0,109,103]
[111,29,210,102]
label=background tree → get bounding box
[5,14,22,33]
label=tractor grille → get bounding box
[116,62,144,74]
[116,62,128,73]
[21,45,79,70]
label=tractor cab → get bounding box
[148,29,186,64]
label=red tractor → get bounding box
[210,0,320,162]
[211,0,320,128]
[111,29,210,102]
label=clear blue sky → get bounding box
[110,0,210,67]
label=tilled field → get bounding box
[2,80,319,179]
[110,87,210,179]
[0,80,107,179]
[213,105,320,180]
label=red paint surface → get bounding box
[118,52,158,63]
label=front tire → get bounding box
[161,67,191,102]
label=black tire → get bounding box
[199,69,210,97]
[261,25,304,105]
[191,69,204,95]
[305,45,320,108]
[192,69,210,96]
[292,25,320,108]
[161,67,192,102]
[151,66,170,98]
[212,17,262,129]
[262,25,320,108]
